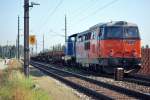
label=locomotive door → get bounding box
[97,28,100,58]
[98,27,104,57]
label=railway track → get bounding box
[123,74,150,87]
[31,61,113,100]
[82,70,150,87]
[53,62,150,87]
[54,63,150,93]
[124,77,150,86]
[31,60,150,100]
[42,61,150,87]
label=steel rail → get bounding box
[31,61,150,99]
[127,74,150,82]
[53,62,150,87]
[30,62,113,100]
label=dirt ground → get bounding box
[30,66,89,100]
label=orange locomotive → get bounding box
[66,21,141,73]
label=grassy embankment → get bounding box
[0,59,51,100]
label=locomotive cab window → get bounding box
[70,37,76,41]
[104,26,140,39]
[105,26,123,39]
[124,27,140,39]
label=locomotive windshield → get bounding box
[105,26,140,39]
[124,27,139,38]
[105,27,123,38]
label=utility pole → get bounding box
[36,39,37,54]
[43,34,44,52]
[16,38,17,58]
[65,15,67,43]
[7,40,8,58]
[9,47,11,58]
[24,0,39,77]
[24,0,30,77]
[18,16,20,60]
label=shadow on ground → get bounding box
[30,67,45,77]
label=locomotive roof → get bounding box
[77,30,90,36]
[90,21,138,29]
[76,21,138,37]
[69,33,77,38]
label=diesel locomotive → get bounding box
[65,21,141,73]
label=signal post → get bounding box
[24,0,39,77]
[29,35,36,55]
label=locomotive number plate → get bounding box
[126,40,135,45]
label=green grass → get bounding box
[0,60,51,100]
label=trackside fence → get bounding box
[139,48,150,75]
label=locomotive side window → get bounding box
[99,29,102,37]
[91,31,96,39]
[83,35,85,41]
[91,32,94,39]
[85,32,91,40]
[99,27,104,39]
[84,42,90,50]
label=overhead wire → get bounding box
[71,0,119,26]
[49,29,65,37]
[69,0,97,18]
[34,0,119,45]
[67,0,99,29]
[40,0,96,34]
[38,0,64,33]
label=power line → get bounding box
[72,0,119,25]
[39,0,64,33]
[49,30,65,37]
[17,16,20,60]
[65,15,67,42]
[69,0,97,18]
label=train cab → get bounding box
[64,34,77,63]
[67,21,141,73]
[98,21,141,73]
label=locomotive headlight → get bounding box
[109,49,114,57]
[132,50,137,57]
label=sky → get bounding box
[0,0,150,52]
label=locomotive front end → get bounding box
[99,21,141,73]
